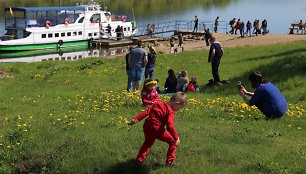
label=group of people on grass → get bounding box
[126,33,288,167]
[126,40,200,106]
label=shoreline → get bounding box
[152,33,306,55]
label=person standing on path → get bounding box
[246,20,252,37]
[169,36,175,53]
[128,40,148,92]
[204,27,212,46]
[193,16,199,32]
[208,36,223,83]
[214,16,219,33]
[178,33,183,50]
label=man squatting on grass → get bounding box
[128,92,187,166]
[238,71,288,119]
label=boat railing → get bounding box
[135,20,228,36]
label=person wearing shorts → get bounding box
[128,40,148,92]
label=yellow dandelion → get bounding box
[80,122,85,125]
[288,124,292,128]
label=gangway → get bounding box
[135,20,228,36]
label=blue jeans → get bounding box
[145,68,155,80]
[211,58,221,82]
[130,68,145,83]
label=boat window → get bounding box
[55,33,59,37]
[89,33,92,37]
[73,32,77,36]
[67,32,71,37]
[78,31,83,36]
[78,17,85,23]
[48,33,53,38]
[42,34,47,38]
[61,33,65,37]
[128,27,130,31]
[90,14,100,23]
[94,32,98,36]
[124,28,127,31]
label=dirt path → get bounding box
[154,33,306,54]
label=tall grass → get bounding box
[0,40,305,173]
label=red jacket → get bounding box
[133,101,179,140]
[141,88,159,106]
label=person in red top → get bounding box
[141,79,160,106]
[128,92,187,166]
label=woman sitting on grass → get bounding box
[164,69,177,94]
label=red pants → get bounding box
[136,123,177,164]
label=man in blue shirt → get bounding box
[239,71,288,119]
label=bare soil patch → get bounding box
[153,33,306,54]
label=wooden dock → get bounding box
[91,36,161,48]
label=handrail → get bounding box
[135,20,228,36]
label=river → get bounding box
[0,0,305,62]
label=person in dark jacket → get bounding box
[164,69,177,93]
[145,46,157,80]
[208,36,223,83]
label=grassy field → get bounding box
[0,40,306,174]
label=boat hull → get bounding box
[0,45,89,59]
[0,40,89,52]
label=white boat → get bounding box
[0,0,137,52]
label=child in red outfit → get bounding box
[141,79,160,106]
[128,92,187,165]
